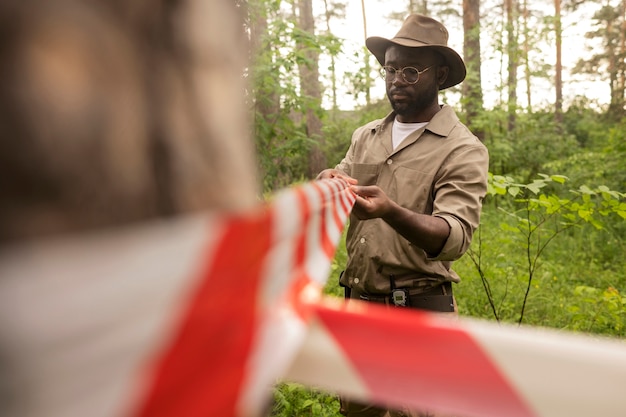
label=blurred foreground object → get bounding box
[0,0,259,244]
[0,178,356,417]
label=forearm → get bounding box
[381,200,450,256]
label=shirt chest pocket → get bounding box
[350,163,380,186]
[390,165,434,213]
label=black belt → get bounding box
[351,281,455,312]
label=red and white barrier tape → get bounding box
[0,178,624,417]
[286,297,626,417]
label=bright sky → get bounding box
[316,0,611,111]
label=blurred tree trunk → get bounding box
[323,0,338,110]
[250,3,280,127]
[297,0,326,178]
[462,0,484,140]
[505,0,518,132]
[521,0,532,113]
[360,0,371,106]
[599,4,625,119]
[554,0,563,125]
[248,0,284,190]
[616,0,626,117]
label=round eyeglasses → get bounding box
[380,65,433,84]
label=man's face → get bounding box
[384,45,443,121]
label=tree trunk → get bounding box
[506,0,518,133]
[250,3,280,126]
[606,13,619,117]
[323,0,338,111]
[617,0,626,117]
[297,0,326,178]
[522,0,532,113]
[462,0,484,140]
[360,0,371,106]
[554,0,563,125]
[601,2,625,119]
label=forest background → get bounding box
[240,0,625,415]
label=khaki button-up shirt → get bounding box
[336,105,489,294]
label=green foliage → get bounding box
[546,114,626,192]
[248,1,344,191]
[324,229,347,298]
[271,383,341,417]
[481,100,626,201]
[465,173,625,326]
[567,285,626,334]
[482,108,581,181]
[342,47,377,104]
[322,99,389,169]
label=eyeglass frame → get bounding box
[380,65,433,84]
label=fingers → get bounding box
[315,169,333,180]
[317,169,357,185]
[350,185,377,197]
[349,185,391,219]
[334,172,357,184]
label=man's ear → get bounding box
[437,66,450,88]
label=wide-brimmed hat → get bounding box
[366,14,466,90]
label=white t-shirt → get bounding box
[392,118,428,150]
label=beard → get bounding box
[388,82,439,117]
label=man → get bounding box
[317,14,489,417]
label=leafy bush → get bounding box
[462,173,625,326]
[271,383,341,417]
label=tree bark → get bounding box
[323,0,338,110]
[554,0,563,125]
[505,0,518,133]
[360,0,371,106]
[522,0,532,113]
[250,3,280,126]
[297,0,326,178]
[462,0,484,140]
[617,0,626,117]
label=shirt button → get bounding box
[353,278,360,284]
[386,159,393,165]
[360,237,366,243]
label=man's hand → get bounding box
[316,169,358,184]
[351,184,450,256]
[350,185,392,220]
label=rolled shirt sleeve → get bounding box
[430,143,489,261]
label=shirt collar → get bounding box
[376,105,459,138]
[425,105,459,137]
